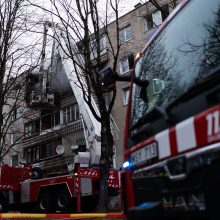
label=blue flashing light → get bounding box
[138,202,154,208]
[123,161,130,169]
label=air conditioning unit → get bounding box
[30,91,42,104]
[47,93,54,104]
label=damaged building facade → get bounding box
[3,0,179,172]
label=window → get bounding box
[90,36,106,58]
[27,148,31,163]
[63,104,80,124]
[47,93,54,104]
[45,143,53,158]
[145,16,154,31]
[144,10,162,31]
[41,110,60,130]
[10,84,21,97]
[122,88,130,105]
[24,120,39,137]
[41,139,62,159]
[2,113,6,125]
[11,155,18,167]
[11,107,22,121]
[119,54,134,74]
[173,0,179,7]
[11,131,20,144]
[152,10,162,26]
[41,110,52,130]
[23,138,62,163]
[119,25,132,43]
[24,145,40,163]
[52,111,60,127]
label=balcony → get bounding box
[90,48,109,66]
[29,89,55,108]
[23,119,84,148]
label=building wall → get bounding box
[2,74,27,166]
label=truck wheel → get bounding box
[37,193,53,213]
[0,197,8,213]
[205,161,220,220]
[55,190,71,212]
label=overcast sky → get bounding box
[120,0,143,15]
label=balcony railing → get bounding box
[90,48,109,66]
[23,120,84,148]
[33,154,75,177]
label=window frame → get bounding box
[144,10,163,31]
[152,10,162,27]
[11,154,18,167]
[63,104,80,124]
[24,120,39,138]
[119,54,134,74]
[11,106,22,121]
[11,130,20,144]
[119,25,132,44]
[89,35,107,58]
[122,87,130,105]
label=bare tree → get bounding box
[0,0,41,164]
[29,0,121,212]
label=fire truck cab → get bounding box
[120,0,220,219]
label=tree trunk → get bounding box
[97,119,114,212]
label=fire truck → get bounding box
[0,23,120,213]
[118,0,220,219]
[0,164,119,213]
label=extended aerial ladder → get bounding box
[53,23,102,166]
[30,21,119,168]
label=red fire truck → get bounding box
[119,0,220,219]
[0,164,119,213]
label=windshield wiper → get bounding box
[130,105,173,131]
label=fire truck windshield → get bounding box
[131,0,220,135]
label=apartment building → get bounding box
[3,0,179,171]
[2,74,27,166]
